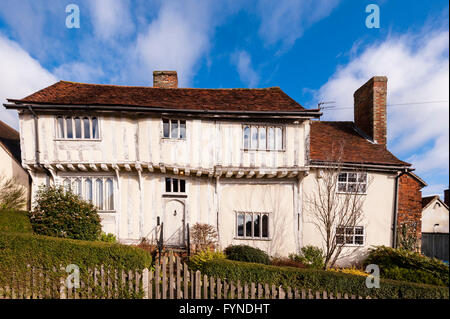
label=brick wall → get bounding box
[153,71,178,88]
[397,173,423,244]
[353,76,387,147]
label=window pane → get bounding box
[106,179,114,210]
[92,117,99,139]
[163,119,170,138]
[85,178,92,202]
[245,214,252,237]
[57,116,64,138]
[83,117,90,139]
[243,126,250,149]
[251,126,258,149]
[254,214,260,237]
[338,183,347,192]
[258,127,266,150]
[165,178,171,192]
[267,127,275,150]
[338,173,347,182]
[262,215,269,238]
[63,178,71,192]
[171,120,178,138]
[348,173,357,182]
[172,178,179,192]
[358,173,367,183]
[96,179,103,210]
[66,118,73,138]
[355,236,364,245]
[74,117,82,138]
[74,178,82,196]
[180,121,186,139]
[237,214,244,237]
[275,127,282,150]
[180,179,186,193]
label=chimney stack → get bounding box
[153,71,178,88]
[353,76,387,147]
[444,189,449,207]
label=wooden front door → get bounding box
[164,199,185,246]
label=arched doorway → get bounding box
[164,199,185,246]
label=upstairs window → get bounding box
[243,125,283,150]
[163,119,186,139]
[165,178,186,194]
[56,116,99,140]
[337,172,367,194]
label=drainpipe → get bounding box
[392,169,408,248]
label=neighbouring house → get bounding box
[0,120,30,209]
[422,194,449,233]
[4,72,425,265]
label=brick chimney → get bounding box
[354,76,387,147]
[444,189,449,207]
[153,71,178,88]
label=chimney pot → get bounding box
[153,71,178,88]
[353,76,388,147]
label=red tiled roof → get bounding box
[310,121,410,167]
[0,120,21,164]
[8,81,314,113]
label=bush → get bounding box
[30,185,102,241]
[0,209,33,234]
[0,176,27,210]
[289,246,324,269]
[197,259,449,299]
[189,249,225,270]
[364,246,449,286]
[0,232,152,298]
[190,223,218,252]
[224,245,270,265]
[328,266,369,277]
[99,232,117,243]
[270,257,306,269]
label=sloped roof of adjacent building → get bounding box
[0,120,21,164]
[7,81,317,114]
[310,121,410,167]
[422,195,449,210]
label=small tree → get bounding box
[30,185,101,241]
[305,143,370,269]
[190,223,218,252]
[397,221,419,251]
[0,176,27,210]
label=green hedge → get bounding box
[195,259,449,299]
[0,209,33,234]
[0,232,152,298]
[224,245,270,264]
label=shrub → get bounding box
[224,245,270,265]
[198,259,449,299]
[190,223,218,252]
[99,232,117,243]
[328,266,369,277]
[0,176,27,210]
[30,185,101,241]
[189,249,226,270]
[270,257,307,269]
[0,232,152,298]
[364,246,449,286]
[289,245,324,269]
[0,209,33,234]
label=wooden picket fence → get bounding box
[0,253,370,299]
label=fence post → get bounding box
[195,271,201,299]
[183,263,188,299]
[230,281,235,299]
[155,264,160,299]
[210,276,215,299]
[217,278,222,299]
[162,257,167,299]
[176,257,182,299]
[169,252,174,299]
[203,275,208,299]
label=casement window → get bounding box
[165,177,186,194]
[61,176,114,212]
[162,119,186,139]
[56,116,99,140]
[336,226,364,246]
[236,212,269,239]
[337,172,367,194]
[243,125,283,150]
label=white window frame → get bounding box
[162,119,186,140]
[335,226,365,246]
[235,211,270,240]
[59,175,115,213]
[337,172,368,194]
[242,125,284,151]
[164,177,187,195]
[55,116,101,141]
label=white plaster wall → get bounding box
[301,169,396,266]
[422,200,449,233]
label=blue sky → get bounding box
[0,0,448,197]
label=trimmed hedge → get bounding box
[224,245,270,264]
[0,232,152,298]
[0,209,33,234]
[195,259,449,299]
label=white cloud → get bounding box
[316,29,449,180]
[88,0,135,40]
[0,34,57,130]
[53,62,104,83]
[257,0,340,51]
[232,50,260,87]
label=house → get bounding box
[421,195,449,233]
[4,72,425,265]
[0,120,30,209]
